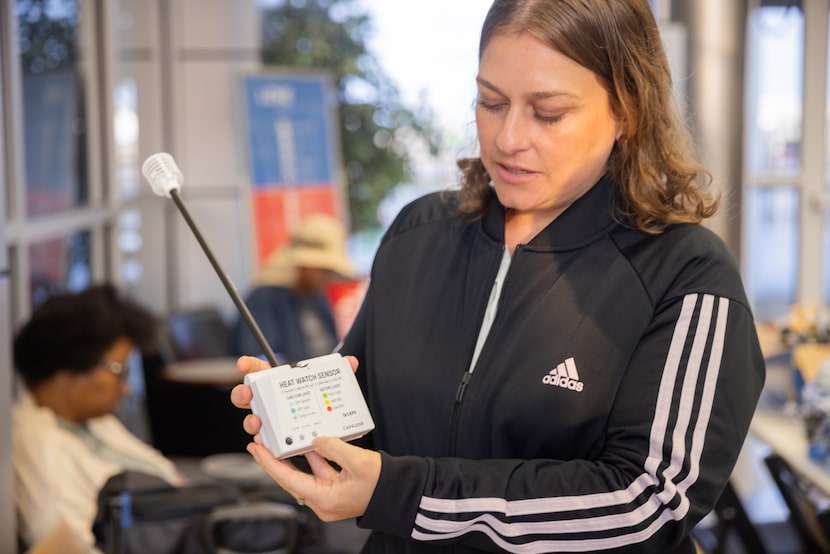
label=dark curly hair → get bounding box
[457,0,718,233]
[13,284,159,389]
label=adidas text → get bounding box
[542,357,584,392]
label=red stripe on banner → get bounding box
[252,185,339,263]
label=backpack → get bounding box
[93,471,335,554]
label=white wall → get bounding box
[118,0,261,321]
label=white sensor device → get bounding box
[142,152,183,197]
[244,353,375,458]
[141,153,375,459]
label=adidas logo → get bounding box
[542,357,584,392]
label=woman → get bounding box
[13,284,185,550]
[231,1,765,552]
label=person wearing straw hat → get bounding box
[233,213,357,364]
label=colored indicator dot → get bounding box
[327,406,333,412]
[325,399,331,405]
[290,407,297,414]
[322,393,329,398]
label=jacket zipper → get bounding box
[448,371,473,456]
[449,245,516,454]
[455,370,472,402]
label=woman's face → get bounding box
[66,336,133,421]
[476,32,622,225]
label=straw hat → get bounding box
[253,214,356,287]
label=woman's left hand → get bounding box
[248,436,381,521]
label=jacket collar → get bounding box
[481,174,622,250]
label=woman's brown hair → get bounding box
[457,0,718,233]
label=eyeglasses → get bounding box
[99,360,129,381]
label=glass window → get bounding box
[745,187,799,322]
[745,6,804,177]
[113,78,145,286]
[824,10,830,304]
[17,0,89,217]
[28,230,91,306]
[114,78,140,199]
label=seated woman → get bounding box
[12,284,186,551]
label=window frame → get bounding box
[3,0,121,325]
[742,0,829,316]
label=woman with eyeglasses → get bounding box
[12,283,185,551]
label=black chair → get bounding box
[692,479,805,554]
[165,306,232,360]
[202,502,300,554]
[692,480,769,554]
[763,454,830,553]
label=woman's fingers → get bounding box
[248,443,316,501]
[231,356,269,410]
[236,355,273,374]
[243,412,262,435]
[304,449,340,481]
[304,437,381,520]
[314,437,381,484]
[230,383,252,409]
[246,438,380,522]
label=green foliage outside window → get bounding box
[260,0,442,231]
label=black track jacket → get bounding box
[339,176,765,553]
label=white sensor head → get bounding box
[142,152,183,197]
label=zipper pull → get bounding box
[456,371,472,402]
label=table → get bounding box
[749,409,830,497]
[162,356,244,387]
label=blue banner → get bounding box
[242,74,337,187]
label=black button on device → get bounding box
[285,437,293,445]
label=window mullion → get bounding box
[799,0,829,305]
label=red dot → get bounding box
[327,406,333,411]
